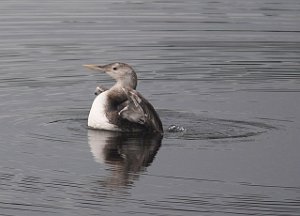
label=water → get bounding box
[1,0,300,215]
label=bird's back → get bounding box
[116,88,163,134]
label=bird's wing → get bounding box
[118,88,163,133]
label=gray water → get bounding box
[1,0,300,215]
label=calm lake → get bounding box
[0,0,300,215]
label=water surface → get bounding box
[0,0,300,215]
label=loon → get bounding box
[84,62,163,134]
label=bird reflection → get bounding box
[87,129,162,188]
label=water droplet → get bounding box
[168,125,186,133]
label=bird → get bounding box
[83,62,163,134]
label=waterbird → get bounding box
[84,62,163,134]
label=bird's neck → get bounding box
[114,79,137,90]
[107,84,128,105]
[106,77,137,105]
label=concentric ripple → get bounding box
[43,109,276,142]
[161,110,275,140]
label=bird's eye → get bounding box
[113,67,117,70]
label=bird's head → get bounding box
[84,62,137,89]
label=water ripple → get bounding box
[1,0,300,215]
[161,110,276,140]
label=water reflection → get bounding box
[87,130,162,188]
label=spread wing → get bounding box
[118,88,163,133]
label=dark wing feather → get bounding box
[118,88,163,134]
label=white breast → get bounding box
[88,91,120,131]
